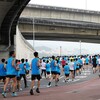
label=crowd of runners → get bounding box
[0,51,100,98]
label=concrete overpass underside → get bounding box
[22,32,100,43]
[19,17,100,43]
[0,0,35,60]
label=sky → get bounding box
[28,0,100,56]
[29,0,100,11]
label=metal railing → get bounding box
[27,4,100,15]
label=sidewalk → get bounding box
[0,77,100,100]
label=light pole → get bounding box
[85,0,87,10]
[33,18,35,50]
[79,40,81,55]
[60,46,62,56]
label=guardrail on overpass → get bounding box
[19,17,100,30]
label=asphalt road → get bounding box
[0,65,100,100]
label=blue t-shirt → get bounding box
[16,70,20,77]
[78,59,83,65]
[64,65,70,74]
[25,62,30,70]
[6,57,16,75]
[46,63,51,72]
[76,61,79,69]
[74,61,77,70]
[95,57,98,64]
[0,63,6,76]
[15,64,20,77]
[31,58,40,75]
[85,58,89,64]
[19,63,25,74]
[50,60,57,72]
[56,63,61,73]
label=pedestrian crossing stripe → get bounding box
[62,79,80,83]
[81,70,91,72]
[82,73,90,75]
[75,76,87,78]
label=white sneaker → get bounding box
[12,92,18,97]
[99,73,100,77]
[20,88,22,91]
[47,85,51,88]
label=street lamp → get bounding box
[60,46,62,56]
[33,18,35,50]
[85,0,87,10]
[79,40,81,55]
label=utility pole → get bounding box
[79,40,81,55]
[85,0,87,10]
[33,18,35,50]
[60,46,62,56]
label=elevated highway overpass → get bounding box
[19,4,100,43]
[21,4,100,24]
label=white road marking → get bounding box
[59,76,64,79]
[75,76,87,78]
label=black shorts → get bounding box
[70,70,74,72]
[76,68,79,70]
[46,72,50,75]
[51,71,57,75]
[20,74,26,79]
[25,70,29,74]
[93,64,97,68]
[79,65,82,68]
[6,75,16,78]
[0,76,6,81]
[17,77,20,80]
[57,72,60,75]
[31,75,41,80]
[62,65,65,68]
[86,63,88,65]
[65,74,69,77]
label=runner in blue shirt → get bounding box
[19,59,28,88]
[76,58,80,76]
[25,59,30,74]
[46,60,51,79]
[85,57,89,70]
[47,56,57,87]
[15,59,21,91]
[2,51,17,98]
[64,63,70,82]
[0,59,6,84]
[73,59,77,77]
[78,58,83,74]
[56,60,61,86]
[85,57,89,65]
[30,52,41,95]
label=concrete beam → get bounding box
[18,22,100,43]
[21,4,100,24]
[21,32,100,43]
